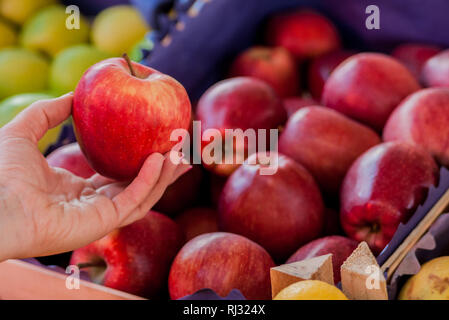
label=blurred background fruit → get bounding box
[20,5,90,57]
[91,5,149,56]
[50,44,111,94]
[0,18,17,49]
[0,48,49,99]
[274,280,348,300]
[0,0,57,25]
[46,143,95,178]
[0,92,66,153]
[399,256,449,300]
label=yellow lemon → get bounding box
[274,280,348,300]
[399,256,449,300]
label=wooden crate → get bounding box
[0,260,144,300]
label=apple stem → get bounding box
[122,53,136,77]
[77,262,103,269]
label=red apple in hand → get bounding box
[287,235,359,284]
[175,208,218,242]
[218,152,324,260]
[73,56,191,181]
[46,143,95,178]
[168,232,275,300]
[154,165,203,216]
[283,96,318,117]
[422,49,449,88]
[197,77,287,176]
[391,43,440,81]
[340,142,438,254]
[70,211,184,298]
[308,50,354,100]
[279,106,381,196]
[229,46,299,98]
[384,88,449,166]
[266,10,340,60]
[322,53,420,131]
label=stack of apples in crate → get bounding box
[0,0,150,153]
[18,7,449,300]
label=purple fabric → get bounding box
[179,289,246,300]
[63,0,130,15]
[140,0,449,100]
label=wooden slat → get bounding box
[0,260,144,300]
[381,188,449,282]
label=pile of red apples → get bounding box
[45,9,449,300]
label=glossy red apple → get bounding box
[73,56,191,181]
[70,211,184,298]
[384,88,449,166]
[340,142,438,254]
[322,53,420,131]
[196,77,287,176]
[283,95,318,117]
[391,43,441,81]
[308,50,354,100]
[287,235,359,284]
[175,207,218,242]
[266,10,340,60]
[279,106,381,196]
[168,232,275,300]
[46,143,95,178]
[218,152,324,261]
[229,46,299,98]
[422,49,449,88]
[154,164,203,216]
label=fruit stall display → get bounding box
[1,0,449,300]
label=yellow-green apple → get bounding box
[322,53,420,131]
[70,211,184,298]
[283,95,317,117]
[218,152,324,260]
[154,165,203,216]
[196,77,287,176]
[91,5,149,56]
[340,142,438,254]
[0,93,64,153]
[287,235,359,284]
[308,50,354,100]
[422,49,449,88]
[175,207,218,242]
[384,88,449,166]
[72,56,191,180]
[168,232,275,300]
[0,0,57,25]
[391,43,441,81]
[46,143,95,179]
[50,44,111,94]
[0,18,17,49]
[278,106,381,196]
[0,48,49,99]
[266,10,340,60]
[20,5,90,57]
[229,46,299,98]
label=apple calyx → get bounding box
[77,261,106,269]
[122,53,136,77]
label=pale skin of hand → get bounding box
[0,93,191,262]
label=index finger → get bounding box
[3,93,73,143]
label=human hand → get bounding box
[0,93,191,261]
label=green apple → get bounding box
[0,47,50,99]
[20,5,90,57]
[0,92,65,153]
[0,18,17,49]
[129,37,153,62]
[0,0,57,25]
[92,5,149,56]
[50,44,111,94]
